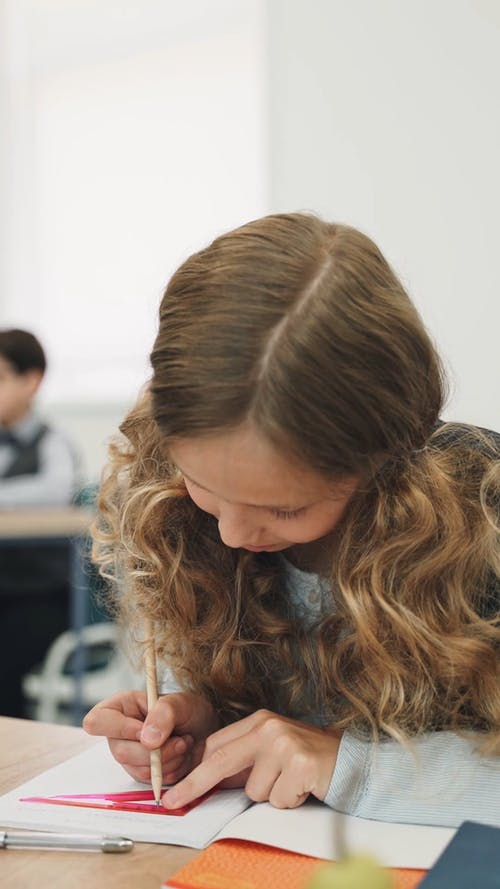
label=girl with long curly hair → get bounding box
[84,213,500,827]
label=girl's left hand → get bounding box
[161,709,342,810]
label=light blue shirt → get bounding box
[284,559,500,828]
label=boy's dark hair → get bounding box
[0,329,46,375]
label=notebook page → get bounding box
[216,798,456,869]
[0,740,250,848]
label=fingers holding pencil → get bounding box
[83,690,190,749]
[83,633,222,795]
[141,621,207,794]
[84,690,206,785]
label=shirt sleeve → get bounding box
[0,429,78,507]
[324,730,500,828]
[158,665,183,696]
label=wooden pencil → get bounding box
[144,618,163,805]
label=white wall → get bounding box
[267,0,500,431]
[2,1,499,482]
[0,0,268,481]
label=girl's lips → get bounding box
[243,544,276,552]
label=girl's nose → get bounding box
[217,504,261,549]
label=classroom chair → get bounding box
[21,621,143,723]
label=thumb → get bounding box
[139,722,165,748]
[138,696,181,748]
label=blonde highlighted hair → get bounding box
[94,213,500,751]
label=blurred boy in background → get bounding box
[0,329,77,505]
[0,328,80,716]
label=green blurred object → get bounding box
[306,854,394,889]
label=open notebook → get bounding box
[0,740,455,869]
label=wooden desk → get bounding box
[0,507,94,539]
[0,718,197,888]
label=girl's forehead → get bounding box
[169,426,351,507]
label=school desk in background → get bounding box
[0,505,94,722]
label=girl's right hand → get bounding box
[83,690,220,785]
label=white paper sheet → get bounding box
[0,739,455,866]
[0,741,250,849]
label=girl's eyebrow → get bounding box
[176,466,309,512]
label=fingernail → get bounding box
[141,725,162,744]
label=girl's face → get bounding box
[170,425,358,554]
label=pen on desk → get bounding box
[144,617,163,806]
[0,831,133,853]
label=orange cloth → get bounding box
[167,839,427,889]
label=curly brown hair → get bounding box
[93,213,500,752]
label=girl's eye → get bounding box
[271,508,305,520]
